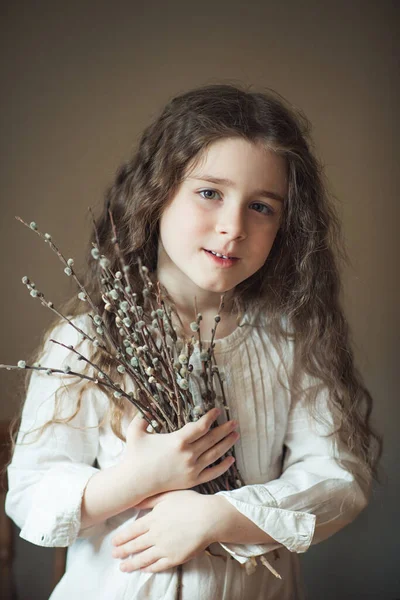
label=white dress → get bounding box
[6,313,369,599]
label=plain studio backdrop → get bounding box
[0,2,398,599]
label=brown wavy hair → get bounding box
[14,83,382,483]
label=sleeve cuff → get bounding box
[215,484,316,561]
[20,463,99,547]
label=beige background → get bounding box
[1,1,398,598]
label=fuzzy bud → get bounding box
[30,289,38,297]
[17,360,26,368]
[200,351,209,362]
[190,322,199,332]
[64,267,72,276]
[96,327,104,335]
[93,315,102,325]
[67,258,74,267]
[126,346,133,356]
[99,257,110,269]
[145,366,154,376]
[22,276,29,284]
[136,320,145,330]
[91,247,100,259]
[44,233,52,241]
[141,265,149,274]
[110,290,119,300]
[46,369,52,375]
[63,366,71,374]
[130,357,139,367]
[115,271,122,280]
[117,365,126,373]
[113,391,122,398]
[29,221,37,230]
[123,317,132,328]
[104,302,112,311]
[78,292,87,301]
[214,315,221,323]
[120,301,129,313]
[192,406,204,417]
[148,376,156,384]
[178,354,188,365]
[178,378,189,390]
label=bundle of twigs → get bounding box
[1,216,281,581]
[1,216,243,494]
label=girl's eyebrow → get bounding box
[187,174,285,203]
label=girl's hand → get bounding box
[111,490,215,572]
[121,407,240,500]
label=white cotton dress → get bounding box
[6,312,369,600]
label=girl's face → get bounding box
[157,137,287,312]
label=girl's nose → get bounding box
[215,207,247,240]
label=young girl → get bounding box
[6,83,381,600]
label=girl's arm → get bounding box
[80,410,238,530]
[111,378,369,573]
[6,318,237,547]
[211,379,369,563]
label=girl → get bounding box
[6,83,381,600]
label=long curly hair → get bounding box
[17,83,382,483]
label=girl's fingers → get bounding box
[196,455,236,486]
[112,532,153,559]
[112,519,149,547]
[178,408,221,443]
[120,546,161,572]
[197,431,240,471]
[192,419,238,455]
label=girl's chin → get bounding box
[190,279,236,296]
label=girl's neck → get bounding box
[155,284,239,340]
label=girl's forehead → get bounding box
[185,137,279,176]
[183,137,287,194]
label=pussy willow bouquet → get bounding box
[1,215,281,579]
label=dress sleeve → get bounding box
[5,319,109,548]
[215,376,370,563]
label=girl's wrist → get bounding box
[118,457,164,505]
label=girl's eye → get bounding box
[251,202,274,216]
[199,189,221,200]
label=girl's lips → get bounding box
[203,249,239,267]
[204,248,238,259]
